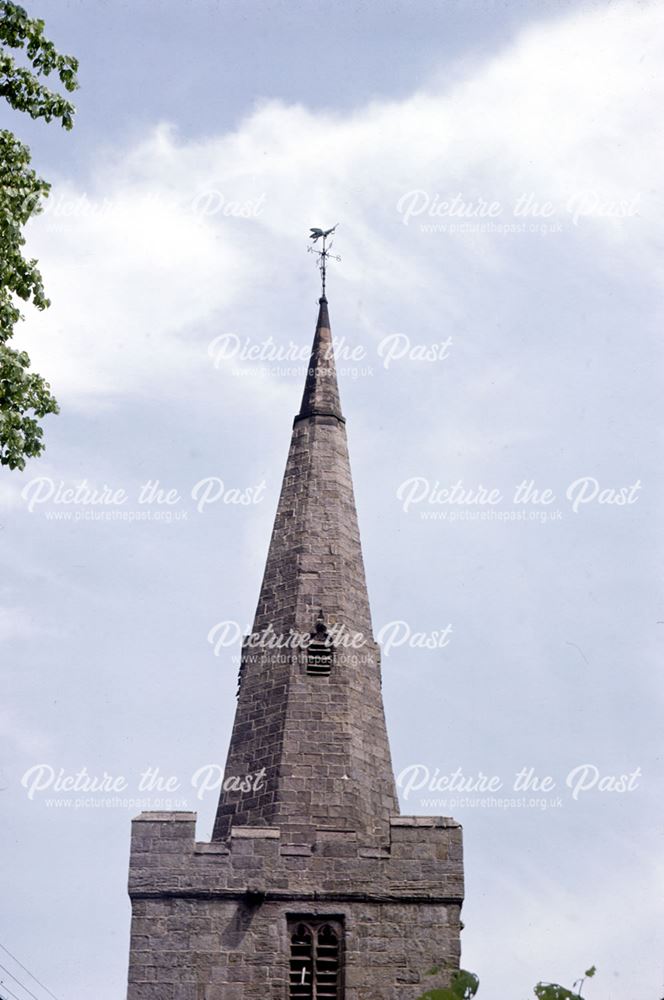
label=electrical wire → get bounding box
[0,978,24,1000]
[0,944,61,1000]
[0,963,42,1000]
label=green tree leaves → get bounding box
[418,969,480,1000]
[0,1,78,468]
[0,1,78,126]
[534,982,583,1000]
[0,345,58,468]
[0,129,51,317]
[416,967,596,1000]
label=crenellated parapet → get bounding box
[129,811,464,904]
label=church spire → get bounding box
[213,255,398,845]
[126,234,464,1000]
[296,296,343,423]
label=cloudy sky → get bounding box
[1,1,662,998]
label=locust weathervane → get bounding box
[308,224,340,299]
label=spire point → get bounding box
[295,291,343,424]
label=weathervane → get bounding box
[308,224,340,299]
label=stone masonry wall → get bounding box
[213,412,399,844]
[126,812,464,1000]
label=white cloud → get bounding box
[0,478,23,511]
[4,8,661,999]
[0,606,33,641]
[16,1,662,408]
[0,705,52,757]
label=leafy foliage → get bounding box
[0,0,78,126]
[534,964,597,1000]
[534,984,582,1000]
[418,968,480,1000]
[0,1,78,468]
[416,966,596,1000]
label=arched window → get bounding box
[289,918,343,998]
[289,923,314,998]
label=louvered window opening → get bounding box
[306,640,333,676]
[289,920,342,999]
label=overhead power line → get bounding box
[0,978,24,1000]
[0,962,42,1000]
[0,943,61,1000]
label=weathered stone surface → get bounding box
[125,296,464,998]
[127,814,463,999]
[213,298,398,844]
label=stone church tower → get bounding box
[126,293,464,999]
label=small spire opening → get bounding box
[306,611,334,676]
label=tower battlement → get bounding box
[129,811,463,901]
[127,812,463,999]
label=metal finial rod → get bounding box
[308,224,341,299]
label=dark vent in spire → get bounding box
[307,613,333,676]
